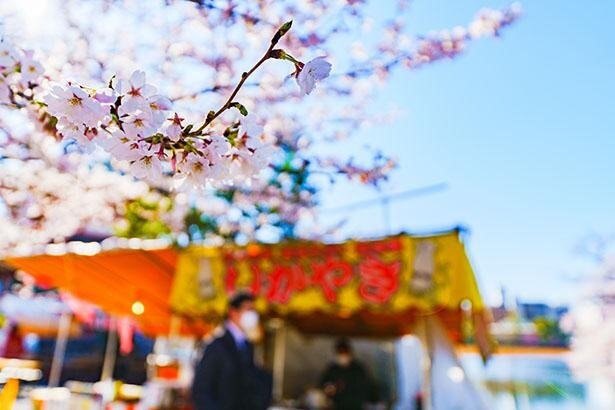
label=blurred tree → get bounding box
[0,0,521,252]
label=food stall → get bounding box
[4,227,492,409]
[169,228,493,408]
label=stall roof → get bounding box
[4,247,185,336]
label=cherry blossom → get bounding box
[175,155,212,187]
[0,39,17,69]
[162,113,184,142]
[129,154,164,181]
[17,50,44,84]
[296,57,332,95]
[0,76,11,104]
[45,86,105,127]
[117,70,157,113]
[147,95,173,123]
[121,109,159,139]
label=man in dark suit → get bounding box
[192,291,272,410]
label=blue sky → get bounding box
[317,0,615,305]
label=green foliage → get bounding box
[184,207,223,242]
[229,102,248,116]
[533,316,565,342]
[114,196,172,239]
[223,123,240,146]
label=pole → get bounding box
[49,312,72,387]
[101,318,118,381]
[385,341,397,404]
[270,319,286,403]
[169,314,181,338]
[416,316,432,410]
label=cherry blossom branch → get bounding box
[186,20,331,137]
[0,20,332,188]
[187,0,279,27]
[170,3,522,102]
[189,22,290,136]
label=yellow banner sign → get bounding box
[170,230,484,318]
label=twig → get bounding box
[188,21,292,137]
[189,44,274,136]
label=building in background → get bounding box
[488,288,570,347]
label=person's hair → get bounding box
[334,338,352,354]
[228,290,255,311]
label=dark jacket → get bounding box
[320,360,378,410]
[192,329,272,410]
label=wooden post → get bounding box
[169,314,181,338]
[416,316,433,410]
[49,312,71,387]
[270,318,286,403]
[101,318,118,381]
[385,341,398,403]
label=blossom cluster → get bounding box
[469,3,523,39]
[318,155,397,186]
[43,70,275,185]
[562,251,615,381]
[0,161,148,255]
[358,3,523,73]
[2,26,331,188]
[0,37,44,106]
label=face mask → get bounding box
[239,309,259,332]
[336,354,351,367]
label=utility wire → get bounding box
[322,182,448,214]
